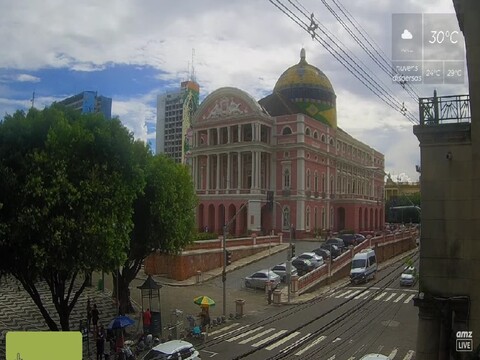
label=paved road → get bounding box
[198,249,419,359]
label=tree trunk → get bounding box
[112,264,140,315]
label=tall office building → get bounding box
[156,80,200,163]
[57,91,112,120]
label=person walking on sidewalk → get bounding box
[142,308,152,334]
[96,325,105,360]
[91,304,100,333]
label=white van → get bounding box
[350,249,377,284]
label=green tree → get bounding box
[0,107,144,330]
[114,154,197,314]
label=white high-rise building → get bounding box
[156,81,199,163]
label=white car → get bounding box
[297,252,325,268]
[359,354,389,360]
[141,340,201,360]
[400,266,417,286]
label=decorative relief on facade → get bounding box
[203,97,249,119]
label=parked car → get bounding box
[320,243,341,258]
[291,258,315,276]
[141,340,200,360]
[311,247,331,261]
[359,354,389,360]
[355,234,366,243]
[325,237,346,252]
[338,233,358,247]
[400,266,417,286]
[271,263,298,282]
[245,269,281,289]
[297,252,324,268]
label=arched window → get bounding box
[284,169,290,189]
[305,127,311,136]
[314,171,319,192]
[282,127,292,135]
[329,138,334,146]
[321,134,326,143]
[306,207,311,230]
[306,169,311,189]
[313,131,318,139]
[283,207,291,229]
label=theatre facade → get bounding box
[189,49,385,238]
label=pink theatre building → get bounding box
[190,49,385,238]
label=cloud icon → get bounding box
[401,29,413,40]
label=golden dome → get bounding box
[273,49,337,128]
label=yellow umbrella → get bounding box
[193,295,216,307]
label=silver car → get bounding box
[297,252,325,268]
[245,269,281,289]
[141,340,200,360]
[271,263,298,282]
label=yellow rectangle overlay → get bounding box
[6,331,82,360]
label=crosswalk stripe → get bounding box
[251,330,288,347]
[239,328,277,344]
[374,292,387,301]
[394,293,406,303]
[209,323,239,336]
[265,331,300,351]
[404,294,416,303]
[227,326,264,342]
[384,293,397,302]
[347,357,355,360]
[388,347,398,359]
[345,290,361,299]
[402,350,415,360]
[295,335,326,356]
[354,290,370,299]
[335,290,353,298]
[213,324,250,340]
[279,333,311,354]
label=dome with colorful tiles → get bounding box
[274,48,337,128]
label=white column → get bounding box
[237,152,241,193]
[228,126,231,143]
[250,151,255,189]
[206,155,210,191]
[227,152,231,190]
[238,124,242,142]
[216,154,220,191]
[257,151,261,189]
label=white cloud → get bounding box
[16,74,41,83]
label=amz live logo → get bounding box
[456,331,473,352]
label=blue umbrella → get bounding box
[107,315,135,330]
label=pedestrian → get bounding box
[86,298,92,332]
[96,325,105,360]
[143,308,152,334]
[91,303,100,333]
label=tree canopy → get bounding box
[0,107,144,330]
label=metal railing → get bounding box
[419,93,471,125]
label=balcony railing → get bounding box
[419,93,471,125]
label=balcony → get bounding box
[419,93,471,125]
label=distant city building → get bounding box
[156,81,200,163]
[57,91,112,120]
[384,175,420,202]
[191,49,385,237]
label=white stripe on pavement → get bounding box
[227,326,264,342]
[388,347,398,359]
[354,290,370,299]
[374,292,388,301]
[335,290,353,298]
[209,323,239,336]
[239,328,276,344]
[266,331,301,351]
[402,350,415,360]
[251,330,288,347]
[393,293,406,303]
[345,290,361,299]
[384,293,397,302]
[213,325,250,340]
[279,333,311,354]
[404,294,416,303]
[295,335,326,356]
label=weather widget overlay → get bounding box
[392,14,465,84]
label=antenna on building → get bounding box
[31,91,35,109]
[191,48,196,82]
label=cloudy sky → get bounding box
[0,0,467,181]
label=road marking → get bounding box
[227,326,263,342]
[345,290,361,299]
[326,356,336,360]
[251,329,288,347]
[200,349,218,358]
[213,324,249,340]
[354,290,370,299]
[377,345,384,353]
[294,335,326,356]
[402,350,415,360]
[332,337,342,343]
[404,294,416,303]
[209,323,239,336]
[388,347,398,359]
[374,292,387,301]
[384,293,397,302]
[239,328,276,344]
[347,357,355,360]
[279,333,311,354]
[393,293,406,303]
[266,331,301,351]
[335,290,353,298]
